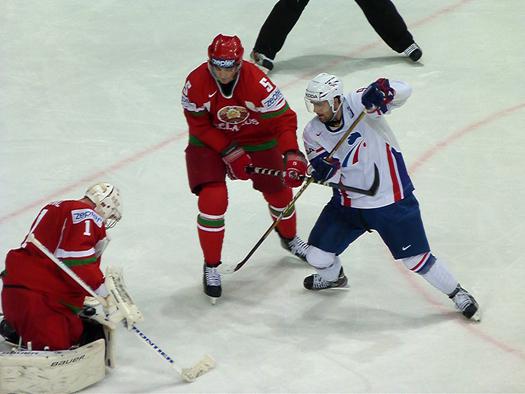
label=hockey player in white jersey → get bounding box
[301,73,479,320]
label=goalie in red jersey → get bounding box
[182,34,308,301]
[0,183,127,351]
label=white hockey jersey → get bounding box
[303,80,414,209]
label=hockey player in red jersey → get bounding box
[182,34,308,301]
[0,183,123,350]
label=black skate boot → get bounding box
[203,264,222,304]
[279,234,309,261]
[304,267,348,290]
[250,50,274,73]
[403,43,423,62]
[449,284,479,320]
[0,318,20,345]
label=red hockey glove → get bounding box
[283,150,308,188]
[222,145,253,180]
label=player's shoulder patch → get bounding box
[261,87,285,111]
[182,63,212,113]
[71,209,104,228]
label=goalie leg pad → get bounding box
[103,325,116,368]
[0,338,106,394]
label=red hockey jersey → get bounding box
[182,60,299,154]
[2,200,107,310]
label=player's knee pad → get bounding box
[198,182,228,215]
[402,252,436,274]
[306,246,336,270]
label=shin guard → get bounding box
[264,188,296,239]
[197,183,228,264]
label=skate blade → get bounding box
[217,264,235,275]
[470,310,482,323]
[209,296,218,305]
[308,285,350,292]
[327,285,350,291]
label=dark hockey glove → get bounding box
[310,154,340,182]
[222,145,253,180]
[283,150,308,188]
[361,78,395,114]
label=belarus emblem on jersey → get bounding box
[217,105,250,125]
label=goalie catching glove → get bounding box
[104,266,143,329]
[82,266,143,330]
[84,267,144,330]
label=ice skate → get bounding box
[279,234,309,261]
[403,42,423,62]
[203,264,222,304]
[303,267,348,290]
[449,284,480,321]
[250,50,274,73]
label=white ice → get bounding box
[1,1,524,392]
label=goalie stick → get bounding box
[26,233,215,382]
[131,326,215,382]
[246,164,380,196]
[219,111,367,275]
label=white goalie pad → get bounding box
[0,339,105,394]
[105,266,144,329]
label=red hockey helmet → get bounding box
[208,34,244,68]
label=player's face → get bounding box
[311,101,334,123]
[211,64,239,84]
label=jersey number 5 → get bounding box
[259,77,273,93]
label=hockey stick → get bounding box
[246,164,380,196]
[131,326,215,382]
[25,233,108,307]
[219,111,367,274]
[26,233,215,382]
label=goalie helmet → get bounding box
[85,182,122,229]
[304,73,344,113]
[208,34,244,68]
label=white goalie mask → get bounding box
[85,182,122,229]
[304,73,344,114]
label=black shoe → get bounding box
[250,50,274,72]
[449,284,479,319]
[0,318,20,344]
[203,264,222,299]
[403,43,423,62]
[304,267,348,290]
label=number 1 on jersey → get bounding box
[83,220,91,236]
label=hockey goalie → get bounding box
[0,183,143,393]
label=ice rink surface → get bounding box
[1,0,525,392]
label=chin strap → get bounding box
[327,98,344,126]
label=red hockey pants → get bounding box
[1,287,83,350]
